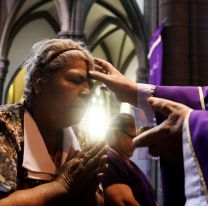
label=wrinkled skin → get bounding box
[90,58,138,106]
[55,141,107,204]
[133,97,192,161]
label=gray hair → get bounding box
[22,39,94,100]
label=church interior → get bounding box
[0,0,208,205]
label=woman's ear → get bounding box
[32,70,42,95]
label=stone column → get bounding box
[57,30,85,41]
[159,0,189,85]
[156,1,189,206]
[55,0,95,41]
[189,0,208,85]
[136,66,149,83]
[0,57,9,104]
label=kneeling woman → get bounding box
[0,39,106,206]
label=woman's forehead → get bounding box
[67,53,93,69]
[62,61,89,74]
[69,58,89,68]
[68,50,93,64]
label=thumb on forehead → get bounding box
[89,70,116,90]
[89,70,108,82]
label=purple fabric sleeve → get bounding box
[189,110,208,188]
[153,85,207,205]
[154,86,203,109]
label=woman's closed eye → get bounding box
[71,77,85,84]
[66,75,85,84]
[65,73,94,88]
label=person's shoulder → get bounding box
[107,149,119,161]
[0,102,24,151]
[102,149,129,188]
[0,102,24,119]
[107,149,127,168]
[0,102,25,135]
[0,102,24,112]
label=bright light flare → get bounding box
[120,103,131,113]
[88,106,107,141]
[80,105,107,142]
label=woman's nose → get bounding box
[80,86,91,99]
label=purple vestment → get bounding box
[148,24,163,85]
[102,149,157,206]
[155,86,208,205]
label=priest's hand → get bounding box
[133,97,192,161]
[89,58,138,106]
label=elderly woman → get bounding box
[0,39,107,206]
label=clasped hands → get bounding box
[55,141,107,200]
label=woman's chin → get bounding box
[57,109,87,128]
[63,116,83,128]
